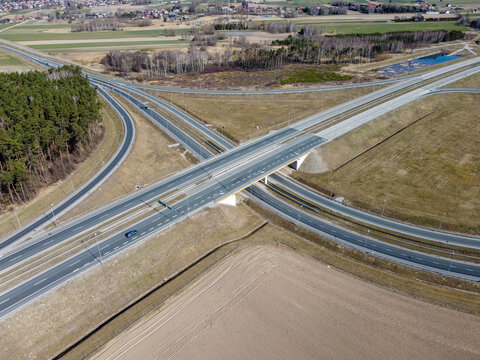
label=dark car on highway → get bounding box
[124,229,138,238]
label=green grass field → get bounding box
[0,51,24,66]
[267,0,368,7]
[0,23,186,42]
[318,21,467,34]
[29,39,185,50]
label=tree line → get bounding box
[214,21,297,34]
[102,30,466,78]
[331,1,421,14]
[71,19,123,32]
[0,67,101,206]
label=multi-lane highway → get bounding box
[0,44,479,319]
[0,134,326,317]
[248,186,480,280]
[269,174,480,249]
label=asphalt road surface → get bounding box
[270,174,480,249]
[0,134,326,317]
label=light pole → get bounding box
[439,212,446,230]
[95,232,103,265]
[69,174,75,193]
[364,229,370,252]
[447,251,454,274]
[13,207,22,230]
[50,203,57,228]
[381,198,387,217]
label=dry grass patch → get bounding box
[446,71,480,88]
[0,203,263,360]
[59,93,191,222]
[0,98,123,243]
[295,93,480,233]
[152,85,382,143]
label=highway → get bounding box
[0,126,301,271]
[0,45,479,319]
[270,174,480,249]
[0,134,326,317]
[247,186,480,280]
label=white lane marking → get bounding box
[433,261,440,265]
[157,224,161,227]
[114,246,119,251]
[466,269,474,272]
[105,251,110,255]
[149,227,154,231]
[9,255,21,262]
[74,268,80,272]
[100,214,108,219]
[34,277,48,286]
[0,298,10,305]
[123,241,128,245]
[45,240,54,244]
[69,259,81,267]
[140,232,146,235]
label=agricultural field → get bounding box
[295,92,480,234]
[92,245,480,360]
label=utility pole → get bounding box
[381,198,387,217]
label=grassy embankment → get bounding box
[0,49,35,72]
[294,91,480,234]
[153,84,384,143]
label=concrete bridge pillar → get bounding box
[289,153,309,171]
[219,193,237,207]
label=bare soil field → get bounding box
[295,92,480,234]
[0,204,264,360]
[93,245,480,360]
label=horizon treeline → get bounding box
[0,66,101,206]
[102,30,465,77]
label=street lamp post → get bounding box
[50,203,57,228]
[14,207,22,230]
[439,212,446,230]
[69,174,75,193]
[448,251,454,274]
[381,199,387,217]
[95,232,103,265]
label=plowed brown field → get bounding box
[93,245,480,360]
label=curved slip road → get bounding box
[270,174,480,249]
[247,185,480,281]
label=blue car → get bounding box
[125,229,138,238]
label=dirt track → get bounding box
[93,245,480,360]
